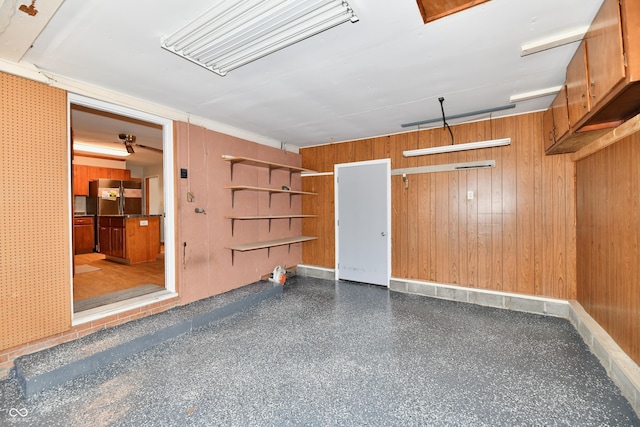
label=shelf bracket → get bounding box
[230,218,236,236]
[267,247,271,258]
[288,217,292,230]
[230,162,235,182]
[268,167,273,185]
[231,189,236,208]
[231,249,235,266]
[268,218,272,233]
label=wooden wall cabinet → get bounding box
[545,0,640,154]
[543,86,570,152]
[73,165,132,196]
[73,216,94,254]
[566,41,591,130]
[585,0,626,109]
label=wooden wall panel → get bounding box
[577,133,640,364]
[301,112,577,299]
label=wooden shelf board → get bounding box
[224,215,318,220]
[221,155,315,174]
[224,185,317,196]
[225,236,317,252]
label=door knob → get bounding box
[381,231,386,236]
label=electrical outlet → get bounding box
[467,190,474,200]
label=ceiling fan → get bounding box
[117,134,163,154]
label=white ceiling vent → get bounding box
[161,0,358,76]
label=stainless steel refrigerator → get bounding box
[87,179,142,215]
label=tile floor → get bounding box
[1,276,638,426]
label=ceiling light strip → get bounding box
[510,86,562,103]
[520,26,588,57]
[73,143,130,157]
[403,138,511,157]
[161,0,358,76]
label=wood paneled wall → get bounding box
[301,112,577,299]
[576,133,640,364]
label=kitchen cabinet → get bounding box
[545,0,640,154]
[98,216,125,258]
[73,216,94,254]
[543,86,570,152]
[585,0,626,109]
[98,215,160,264]
[566,41,590,130]
[72,165,132,196]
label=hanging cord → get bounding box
[438,97,454,145]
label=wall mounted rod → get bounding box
[401,104,516,128]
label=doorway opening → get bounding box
[68,94,176,317]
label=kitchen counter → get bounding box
[98,215,161,264]
[98,214,162,218]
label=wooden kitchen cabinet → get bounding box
[543,86,570,152]
[72,165,132,196]
[98,215,160,264]
[545,0,640,154]
[566,41,590,130]
[73,216,94,254]
[585,0,626,109]
[73,165,90,196]
[98,216,125,258]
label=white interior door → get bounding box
[335,159,391,286]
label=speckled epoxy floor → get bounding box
[1,277,639,426]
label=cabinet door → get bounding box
[542,106,556,151]
[586,0,625,107]
[566,41,591,129]
[98,226,111,254]
[73,165,90,196]
[551,86,570,141]
[111,227,125,258]
[74,225,94,254]
[110,169,128,180]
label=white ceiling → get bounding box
[2,0,605,151]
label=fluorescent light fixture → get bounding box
[521,26,588,57]
[510,86,562,103]
[73,143,130,157]
[161,0,358,76]
[403,138,511,157]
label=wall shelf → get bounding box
[224,214,318,236]
[225,185,317,208]
[222,155,315,184]
[225,236,317,265]
[222,154,318,266]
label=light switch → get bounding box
[467,190,474,200]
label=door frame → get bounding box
[68,93,176,306]
[334,158,391,286]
